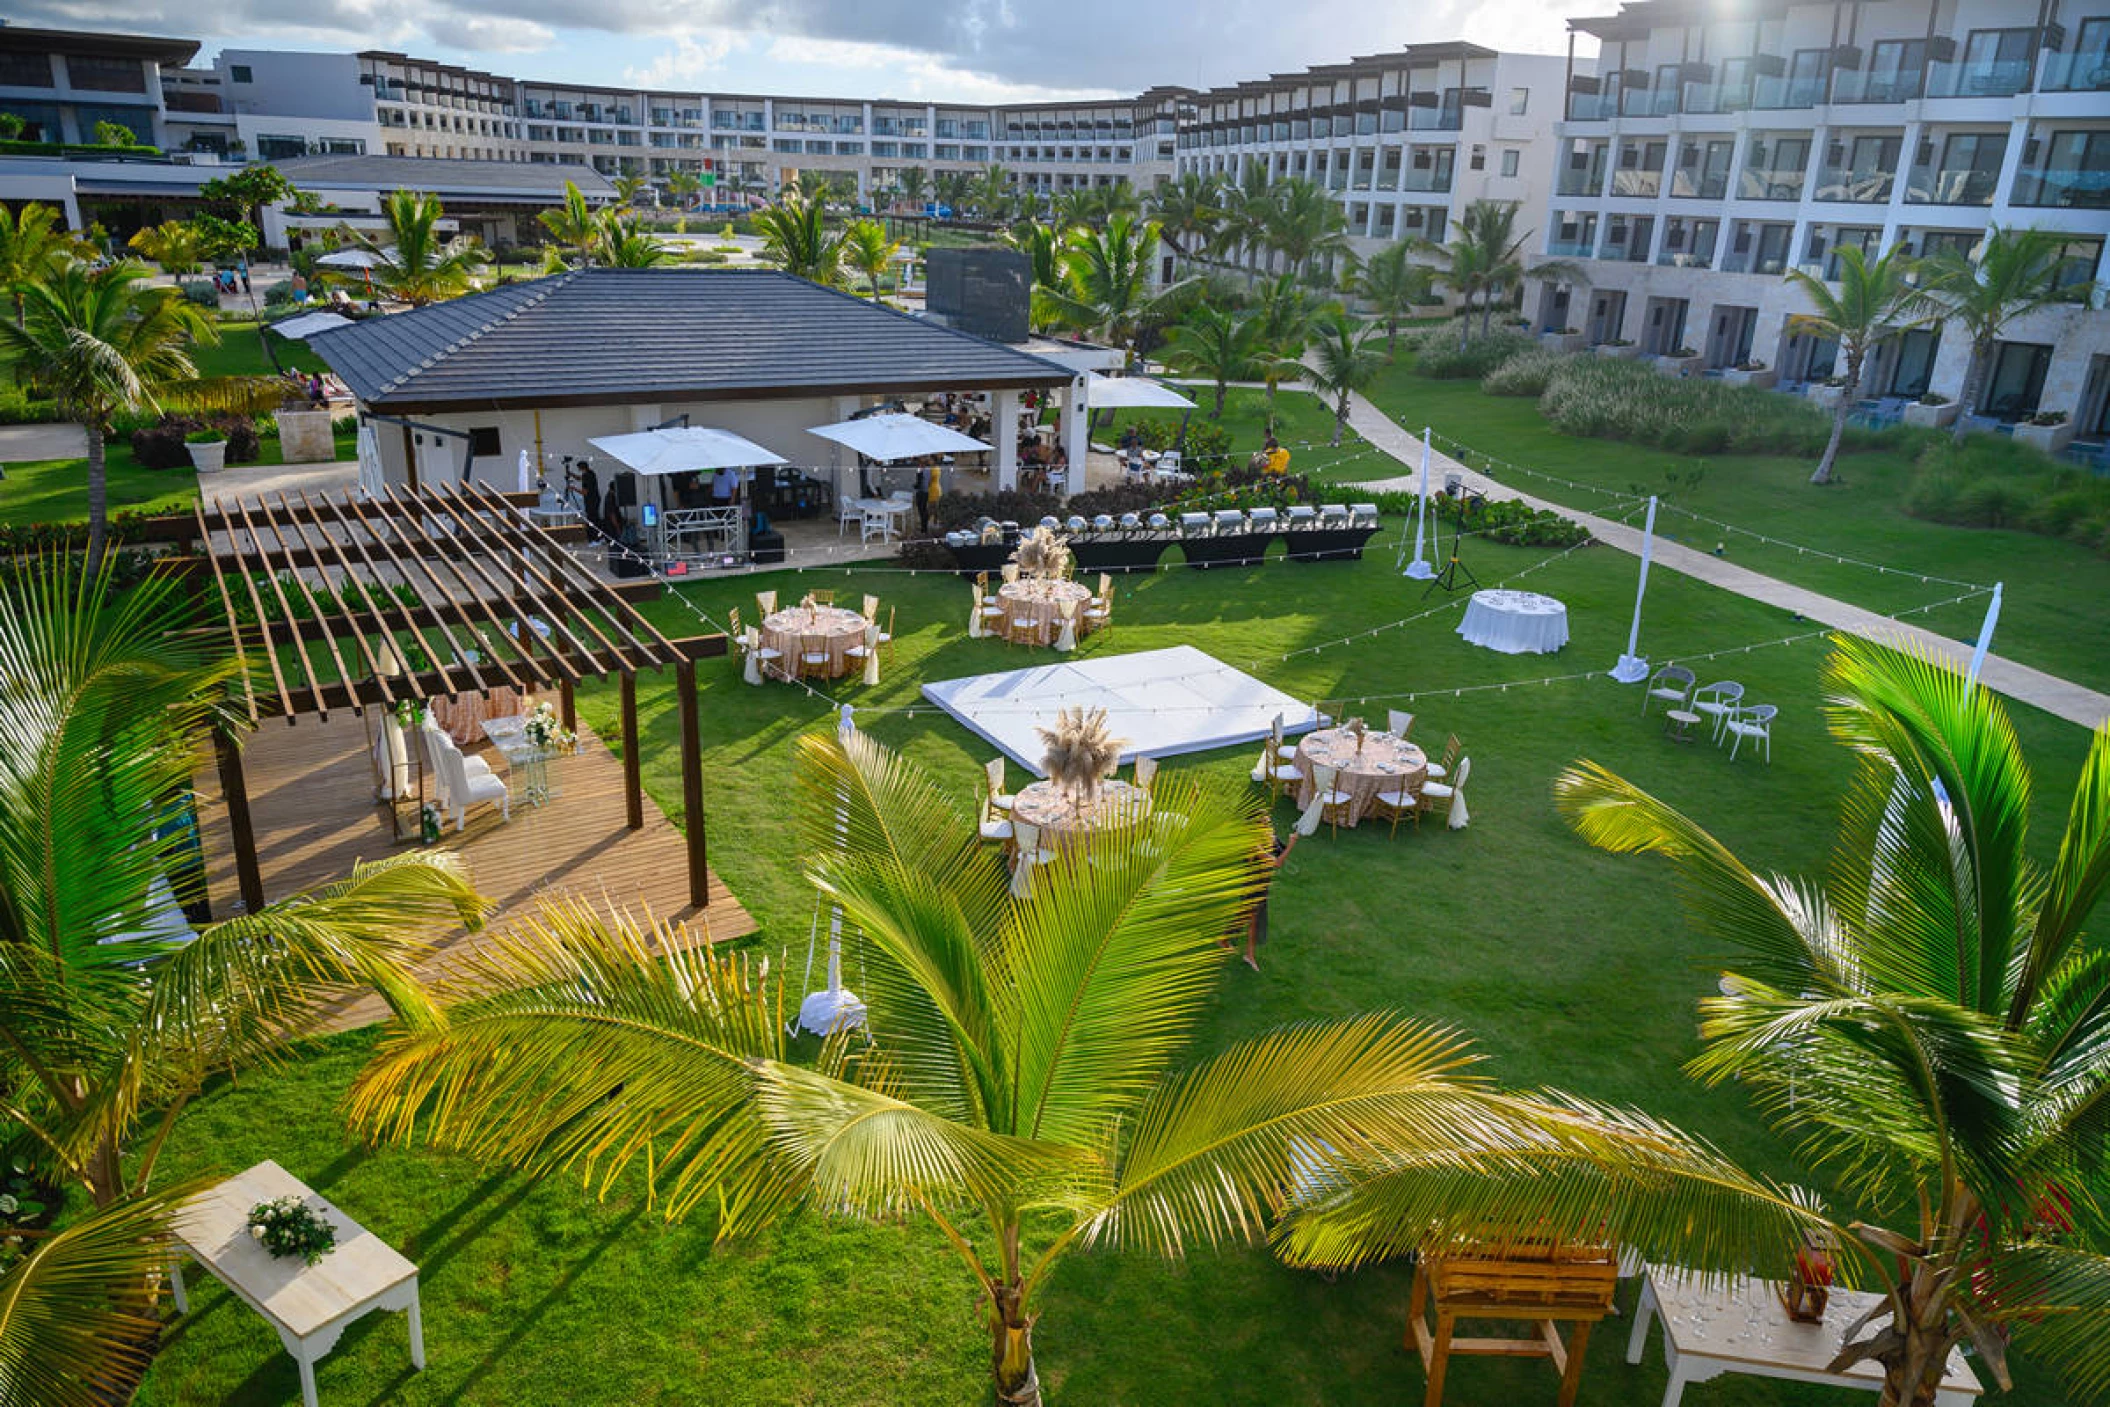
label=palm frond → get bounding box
[2028,720,2110,1022]
[1980,1242,2110,1400]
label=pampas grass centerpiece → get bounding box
[1010,525,1072,581]
[1037,707,1124,803]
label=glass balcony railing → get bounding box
[2038,50,2110,91]
[1752,75,1826,109]
[1719,248,1788,274]
[1608,170,1663,197]
[1546,238,1596,258]
[2008,166,2110,208]
[1906,164,2000,204]
[1399,168,1453,193]
[1667,171,1729,199]
[1657,246,1717,268]
[1409,108,1463,131]
[1923,59,2031,98]
[1556,168,1606,196]
[1566,92,1615,120]
[1738,168,1809,200]
[1828,69,1924,103]
[1812,166,1896,201]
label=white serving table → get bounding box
[169,1159,425,1407]
[480,713,559,805]
[1458,588,1570,654]
[1627,1264,1981,1407]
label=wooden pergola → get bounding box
[150,482,726,913]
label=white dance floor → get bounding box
[920,645,1321,776]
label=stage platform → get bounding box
[920,645,1321,775]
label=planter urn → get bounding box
[2013,419,2076,456]
[275,406,337,463]
[1655,354,1706,378]
[1721,367,1777,390]
[186,439,227,473]
[1806,384,1848,411]
[1539,332,1587,354]
[1901,399,1960,430]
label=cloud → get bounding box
[623,32,740,87]
[422,13,556,53]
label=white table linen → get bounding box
[1457,589,1569,655]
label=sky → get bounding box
[15,0,1590,100]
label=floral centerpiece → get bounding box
[1037,707,1124,804]
[1010,525,1072,581]
[248,1195,337,1267]
[521,700,575,753]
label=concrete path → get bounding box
[1336,391,2110,732]
[0,422,86,462]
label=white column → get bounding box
[994,389,1021,491]
[1063,377,1088,497]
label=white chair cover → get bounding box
[1001,563,1020,583]
[742,627,765,686]
[756,590,777,616]
[1296,763,1337,837]
[1010,820,1040,898]
[1054,595,1078,653]
[860,622,881,686]
[968,585,986,638]
[371,714,411,800]
[1447,757,1472,830]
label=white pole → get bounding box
[1966,582,2002,688]
[1403,427,1435,579]
[1610,496,1658,683]
[797,704,867,1036]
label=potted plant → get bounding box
[2013,408,2075,455]
[1655,345,1706,377]
[1539,326,1587,354]
[1902,390,1961,429]
[1721,358,1776,389]
[184,426,228,473]
[1805,376,1850,410]
[1594,337,1640,359]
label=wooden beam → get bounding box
[619,670,642,831]
[214,728,267,915]
[193,490,542,537]
[169,522,592,576]
[248,635,724,719]
[559,678,576,733]
[677,660,706,907]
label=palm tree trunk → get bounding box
[1951,344,1989,445]
[1214,379,1227,419]
[990,1282,1040,1406]
[1332,391,1349,446]
[1812,354,1859,485]
[84,422,109,578]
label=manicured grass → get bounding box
[1359,363,2110,695]
[138,533,2090,1405]
[1097,385,1373,481]
[0,448,195,527]
[190,322,330,380]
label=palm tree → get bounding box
[1160,304,1267,418]
[1222,164,1277,274]
[1305,310,1385,445]
[753,194,846,287]
[1251,273,1327,432]
[0,261,279,571]
[1264,177,1350,284]
[123,219,205,275]
[1347,241,1433,355]
[537,179,602,266]
[1922,226,2089,443]
[1003,219,1067,331]
[611,173,651,206]
[972,163,1014,220]
[663,169,703,210]
[0,200,77,327]
[1050,185,1099,231]
[347,729,1804,1407]
[1146,170,1224,266]
[0,557,489,1209]
[592,209,672,267]
[351,189,489,305]
[1093,179,1143,225]
[934,169,976,216]
[1417,198,1586,345]
[839,217,899,300]
[1556,636,2110,1407]
[1783,244,1934,485]
[895,166,929,212]
[1040,214,1194,365]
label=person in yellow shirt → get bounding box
[1263,435,1291,476]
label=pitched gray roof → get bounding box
[307,269,1072,411]
[268,154,615,198]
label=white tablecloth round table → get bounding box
[1457,589,1569,655]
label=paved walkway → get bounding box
[1336,391,2110,731]
[0,422,86,462]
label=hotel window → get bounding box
[1469,145,1485,171]
[231,65,253,84]
[1501,148,1520,177]
[0,53,53,87]
[1509,87,1529,114]
[64,55,146,94]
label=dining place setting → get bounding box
[966,524,1115,650]
[732,588,894,689]
[974,707,1156,897]
[1255,708,1471,837]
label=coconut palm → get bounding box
[1555,636,2110,1406]
[1922,226,2091,443]
[1092,179,1143,225]
[0,557,489,1209]
[0,261,280,571]
[350,189,488,305]
[895,166,929,211]
[1003,219,1067,330]
[347,728,1807,1407]
[934,169,975,215]
[0,201,77,328]
[537,179,603,266]
[839,217,900,300]
[1039,214,1194,365]
[1417,198,1586,345]
[592,209,671,268]
[1251,273,1328,432]
[123,219,205,276]
[1222,164,1277,274]
[663,169,703,210]
[1783,244,1934,485]
[1305,310,1385,445]
[1347,241,1434,355]
[1264,177,1350,284]
[752,194,846,287]
[972,164,1014,220]
[1147,170,1225,266]
[1160,304,1268,418]
[611,173,651,206]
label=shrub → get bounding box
[262,280,295,308]
[1902,435,2110,552]
[175,280,219,308]
[130,414,261,469]
[0,385,60,424]
[1363,490,1590,548]
[1482,349,1562,397]
[1408,325,1536,379]
[1535,356,1857,457]
[183,428,225,445]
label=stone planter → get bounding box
[186,439,227,473]
[1805,384,1848,411]
[1721,367,1777,390]
[2013,419,2076,456]
[275,406,337,464]
[1539,332,1587,354]
[1902,399,1960,430]
[1594,342,1641,360]
[1654,354,1706,378]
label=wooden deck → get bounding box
[194,709,755,1027]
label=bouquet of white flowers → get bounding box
[249,1195,336,1266]
[521,700,575,752]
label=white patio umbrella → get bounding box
[267,310,353,340]
[805,411,990,462]
[587,426,786,475]
[316,247,395,270]
[1081,372,1195,409]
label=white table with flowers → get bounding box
[168,1158,424,1407]
[481,702,573,806]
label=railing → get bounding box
[1752,75,1826,109]
[1667,172,1729,199]
[1924,58,2032,97]
[1609,170,1663,198]
[1737,168,1808,200]
[1719,249,1788,274]
[1409,109,1463,131]
[1400,168,1454,193]
[1905,164,1999,204]
[2038,50,2110,92]
[1567,92,1615,120]
[1812,167,1896,201]
[1557,167,1607,196]
[1656,249,1716,268]
[1829,69,1924,103]
[1546,238,1596,258]
[2009,166,2110,208]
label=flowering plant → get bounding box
[521,700,575,752]
[248,1195,336,1266]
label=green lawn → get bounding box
[1358,364,2110,696]
[138,532,2090,1405]
[1,446,195,527]
[1097,385,1373,481]
[191,321,330,379]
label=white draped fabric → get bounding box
[1054,595,1079,652]
[742,628,765,686]
[860,623,882,686]
[1457,590,1570,655]
[968,585,987,638]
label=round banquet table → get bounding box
[430,688,526,745]
[1010,778,1150,845]
[761,605,871,680]
[997,578,1095,647]
[1293,727,1427,827]
[1457,589,1569,655]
